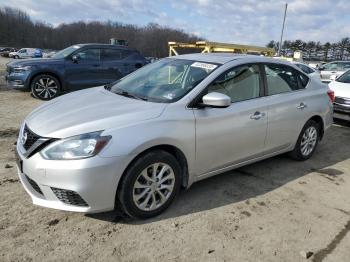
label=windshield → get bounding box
[336,70,350,83]
[110,58,218,103]
[52,45,80,59]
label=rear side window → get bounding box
[208,64,262,103]
[265,64,302,95]
[298,73,309,88]
[103,49,122,61]
[121,50,132,59]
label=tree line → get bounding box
[0,6,202,57]
[267,38,350,61]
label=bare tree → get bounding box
[0,6,203,57]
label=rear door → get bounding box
[194,64,268,176]
[65,48,105,90]
[262,63,310,152]
[123,51,146,73]
[101,48,125,83]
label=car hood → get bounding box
[25,86,167,138]
[329,81,350,98]
[7,58,63,67]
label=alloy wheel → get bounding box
[132,162,175,211]
[300,126,318,157]
[33,77,58,100]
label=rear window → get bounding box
[265,64,308,95]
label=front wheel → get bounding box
[31,74,60,100]
[289,120,320,161]
[118,150,181,219]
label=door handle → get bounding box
[297,102,307,110]
[250,111,265,120]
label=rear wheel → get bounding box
[289,120,320,161]
[31,74,60,100]
[118,150,181,219]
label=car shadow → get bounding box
[87,123,350,224]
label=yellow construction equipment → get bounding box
[168,41,275,57]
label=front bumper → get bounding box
[5,71,30,89]
[16,145,134,213]
[333,102,350,121]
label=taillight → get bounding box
[327,89,335,102]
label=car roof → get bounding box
[171,53,294,66]
[76,43,135,50]
[326,61,350,63]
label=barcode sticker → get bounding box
[191,62,217,71]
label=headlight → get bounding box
[13,66,32,73]
[40,131,111,160]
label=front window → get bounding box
[207,64,262,103]
[52,45,80,59]
[109,58,218,103]
[75,48,101,61]
[336,70,350,83]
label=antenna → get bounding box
[278,3,288,56]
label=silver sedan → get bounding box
[16,54,333,219]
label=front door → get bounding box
[65,48,105,90]
[194,64,268,176]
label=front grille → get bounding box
[334,97,350,105]
[334,104,350,114]
[51,187,89,207]
[25,175,43,195]
[22,125,41,150]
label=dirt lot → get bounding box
[0,56,350,262]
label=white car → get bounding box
[9,48,42,59]
[319,61,350,83]
[329,70,350,121]
[293,62,321,81]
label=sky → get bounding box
[2,0,350,46]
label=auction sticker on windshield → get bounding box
[191,62,217,71]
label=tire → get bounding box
[118,150,181,219]
[14,55,19,59]
[289,120,320,161]
[31,74,60,100]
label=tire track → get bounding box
[312,219,350,262]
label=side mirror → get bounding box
[201,92,231,108]
[318,66,324,71]
[72,55,79,63]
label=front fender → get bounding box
[99,110,196,177]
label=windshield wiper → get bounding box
[114,89,148,101]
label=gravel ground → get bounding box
[0,56,350,262]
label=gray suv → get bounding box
[6,44,147,100]
[16,54,333,219]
